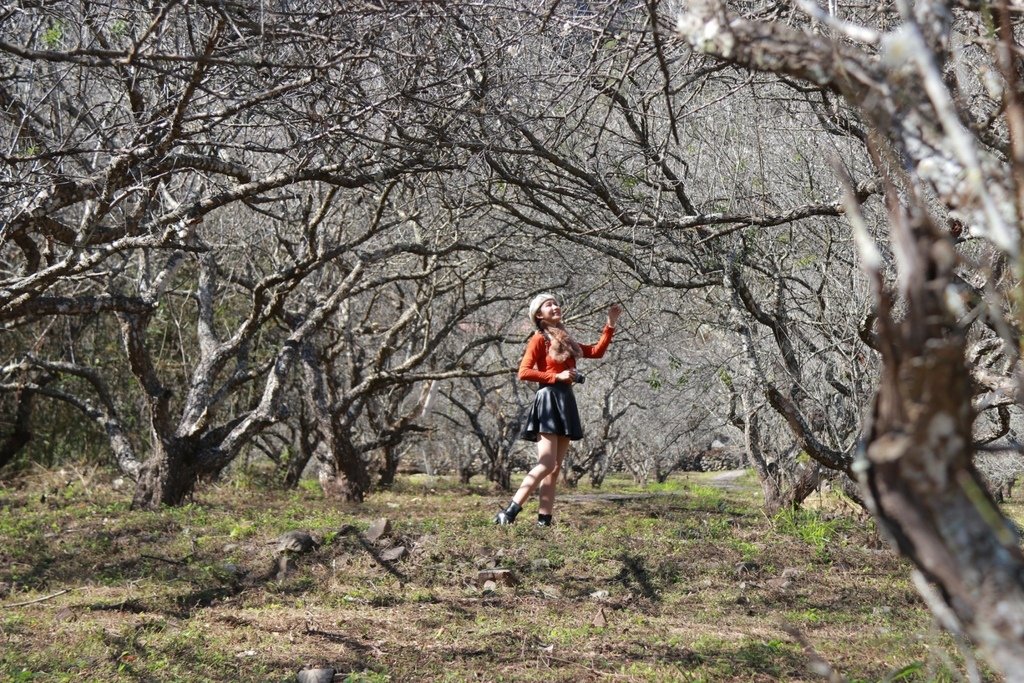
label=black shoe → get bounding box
[494,501,521,525]
[537,514,553,527]
[494,510,516,525]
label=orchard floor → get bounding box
[0,466,1012,682]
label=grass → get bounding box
[0,466,1000,682]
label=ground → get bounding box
[0,466,1011,682]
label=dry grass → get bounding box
[0,467,1000,682]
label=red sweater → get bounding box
[518,325,615,385]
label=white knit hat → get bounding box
[528,293,558,326]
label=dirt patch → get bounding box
[708,469,749,490]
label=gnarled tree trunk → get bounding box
[317,437,373,503]
[859,209,1024,674]
[131,438,202,508]
[675,0,1024,673]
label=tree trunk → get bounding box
[709,0,1024,655]
[299,346,371,502]
[564,446,602,488]
[284,452,311,489]
[486,445,513,491]
[377,445,400,489]
[864,339,1024,673]
[318,469,369,502]
[318,438,371,502]
[590,449,610,488]
[492,461,512,492]
[857,203,1024,675]
[131,438,200,508]
[284,408,318,488]
[0,386,37,470]
[737,390,784,513]
[482,426,521,492]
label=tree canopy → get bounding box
[6,0,1024,675]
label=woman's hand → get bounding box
[555,369,577,383]
[607,303,623,328]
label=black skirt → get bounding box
[521,383,584,442]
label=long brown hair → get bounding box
[543,324,582,362]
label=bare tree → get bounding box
[437,374,531,491]
[721,245,873,512]
[296,260,518,501]
[436,1,885,503]
[0,2,533,506]
[677,0,1024,673]
[563,384,632,487]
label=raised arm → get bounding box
[581,304,623,359]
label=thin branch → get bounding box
[2,589,72,608]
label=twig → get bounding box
[781,622,846,682]
[141,554,189,566]
[2,588,71,608]
[543,654,636,679]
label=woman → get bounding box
[495,294,623,526]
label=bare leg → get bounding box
[537,436,570,516]
[511,433,560,506]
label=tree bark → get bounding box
[317,438,372,503]
[857,218,1024,673]
[863,329,1024,674]
[284,405,318,489]
[0,385,38,470]
[737,390,782,513]
[676,2,1024,670]
[131,438,201,508]
[377,445,401,489]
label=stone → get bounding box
[536,585,560,599]
[276,531,319,555]
[296,668,335,683]
[734,561,759,575]
[364,518,391,544]
[476,568,515,587]
[220,563,242,577]
[482,580,498,593]
[592,607,608,628]
[380,545,406,562]
[590,589,610,600]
